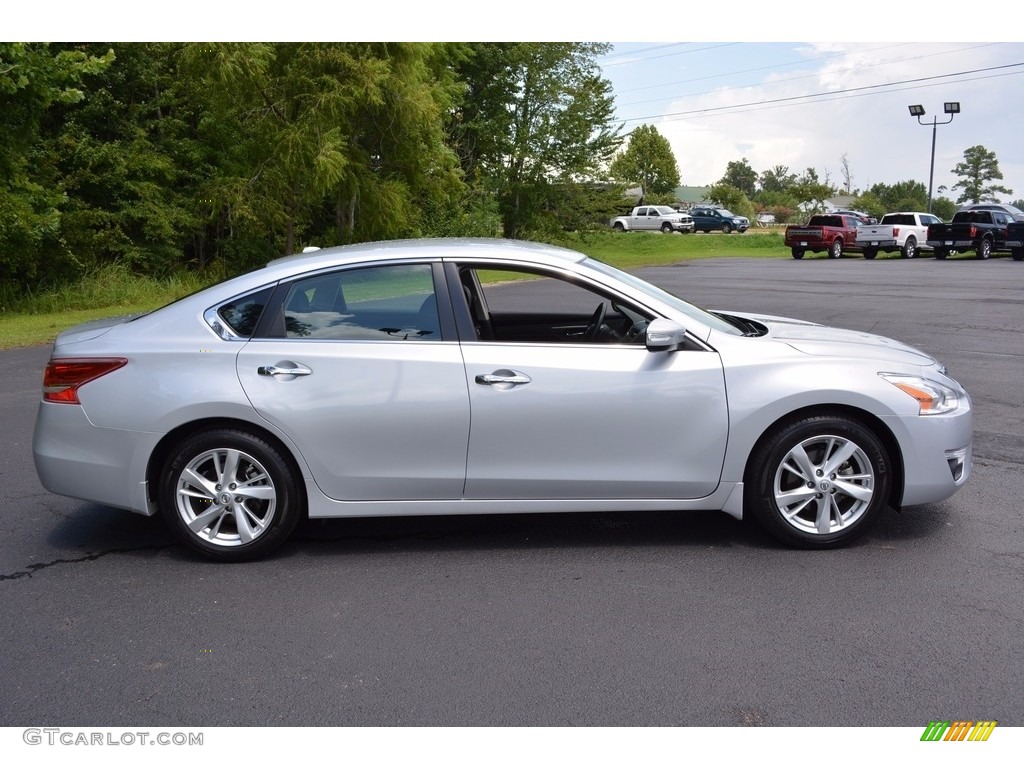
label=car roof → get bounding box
[265,237,587,274]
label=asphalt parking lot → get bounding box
[1,256,1021,727]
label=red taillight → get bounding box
[43,358,127,404]
[969,225,978,238]
[892,227,900,237]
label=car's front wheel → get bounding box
[160,428,302,561]
[721,223,732,234]
[745,414,891,548]
[661,222,674,234]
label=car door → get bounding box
[236,261,471,501]
[447,261,729,501]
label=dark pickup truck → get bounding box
[926,209,1012,259]
[1006,222,1024,261]
[784,214,862,259]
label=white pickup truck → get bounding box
[854,211,944,259]
[610,205,695,233]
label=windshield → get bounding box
[583,258,743,336]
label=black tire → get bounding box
[791,248,805,260]
[160,428,303,561]
[829,239,843,259]
[863,248,878,260]
[703,229,711,234]
[612,222,625,232]
[976,238,992,260]
[1013,248,1023,261]
[934,247,948,260]
[745,414,891,548]
[661,222,674,234]
[901,236,917,259]
[721,223,732,234]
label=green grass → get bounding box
[0,231,790,350]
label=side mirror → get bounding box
[645,318,688,352]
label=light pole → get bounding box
[908,102,960,213]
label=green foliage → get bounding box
[930,197,957,221]
[950,145,1012,204]
[719,158,757,198]
[792,168,836,213]
[758,165,797,195]
[610,124,679,200]
[0,43,114,290]
[706,183,755,220]
[450,43,622,238]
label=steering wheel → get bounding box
[585,302,607,340]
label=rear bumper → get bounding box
[33,402,159,515]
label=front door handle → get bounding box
[258,362,313,377]
[475,371,531,386]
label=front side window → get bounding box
[457,265,652,345]
[282,264,439,341]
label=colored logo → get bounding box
[921,721,997,742]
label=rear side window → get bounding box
[282,264,440,341]
[217,287,274,337]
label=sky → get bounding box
[598,41,1024,201]
[12,2,1024,204]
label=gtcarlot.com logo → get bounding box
[23,729,203,747]
[920,721,997,742]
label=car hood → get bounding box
[718,310,937,366]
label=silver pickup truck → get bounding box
[854,212,943,259]
[610,205,695,233]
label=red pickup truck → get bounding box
[784,214,863,259]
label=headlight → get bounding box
[880,374,959,415]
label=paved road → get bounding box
[1,256,1021,727]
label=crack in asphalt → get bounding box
[0,545,172,581]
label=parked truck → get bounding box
[610,206,695,233]
[855,212,944,259]
[784,213,863,259]
[1006,221,1024,261]
[926,209,1012,260]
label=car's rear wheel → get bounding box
[1013,248,1024,261]
[863,248,878,260]
[745,414,890,548]
[791,248,805,259]
[934,248,948,260]
[160,428,302,561]
[829,239,843,259]
[976,238,992,259]
[612,222,625,232]
[901,237,917,259]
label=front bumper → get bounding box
[881,398,973,507]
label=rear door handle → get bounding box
[475,371,532,386]
[258,362,312,377]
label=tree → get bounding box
[0,43,113,294]
[450,43,622,238]
[950,145,1012,204]
[609,124,679,202]
[856,180,928,216]
[706,183,755,220]
[719,158,757,198]
[840,153,853,194]
[758,165,796,195]
[792,168,835,214]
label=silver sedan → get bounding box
[33,239,972,560]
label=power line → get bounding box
[618,62,1024,125]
